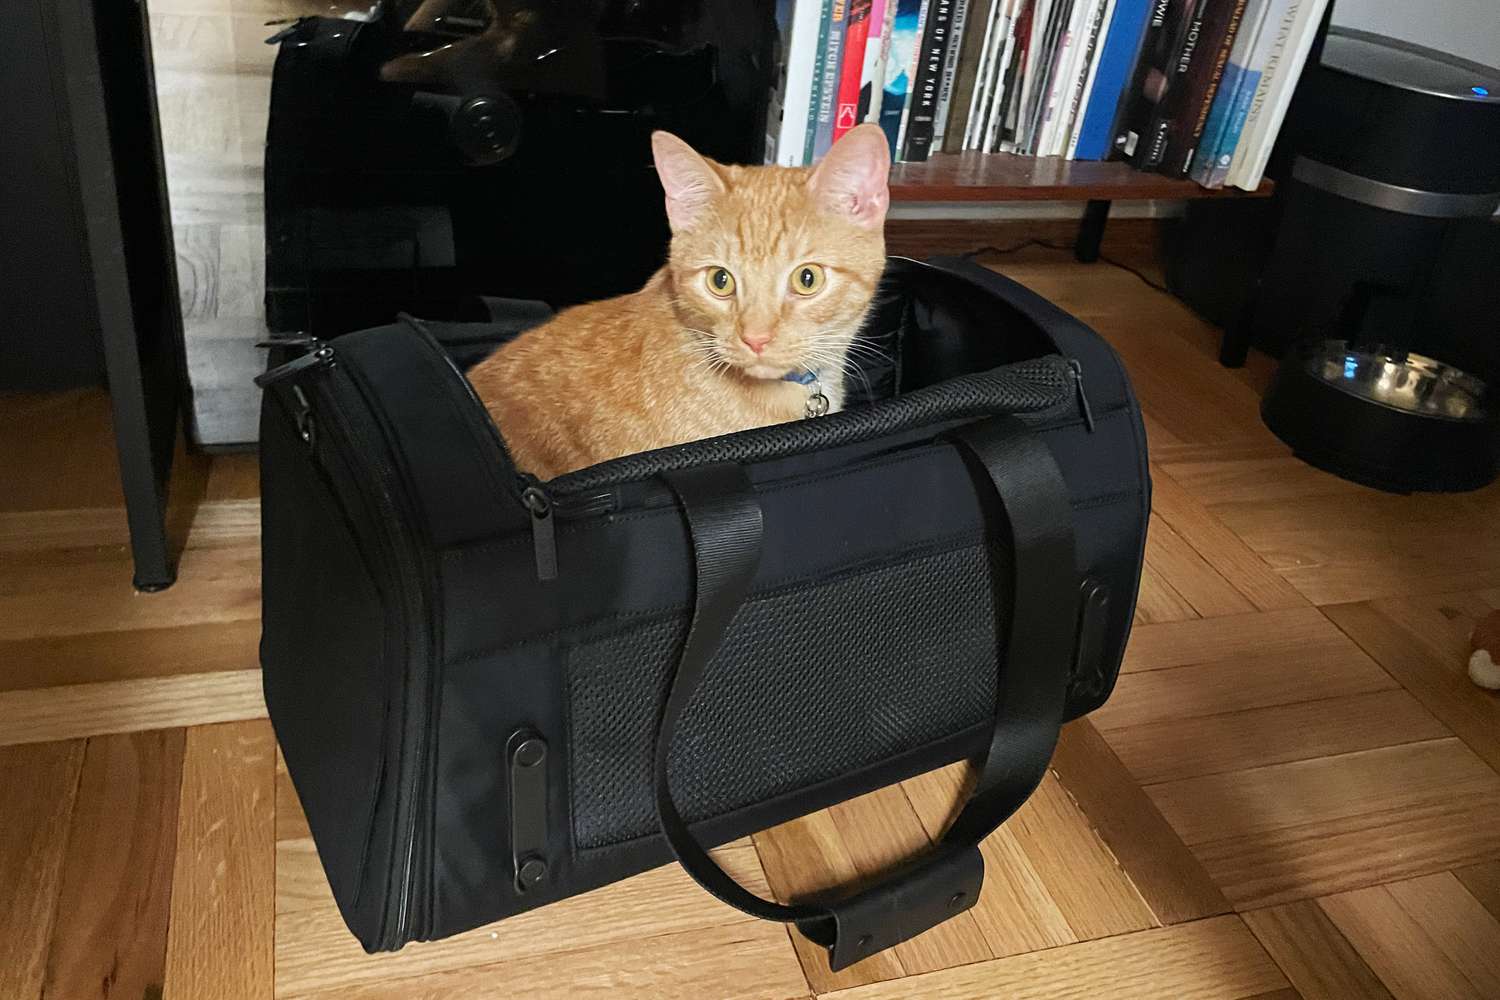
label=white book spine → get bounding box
[1239,0,1329,188]
[962,0,1003,149]
[1062,0,1122,158]
[1017,0,1056,153]
[1041,0,1089,155]
[933,0,973,149]
[1225,0,1301,186]
[984,0,1022,151]
[776,0,828,165]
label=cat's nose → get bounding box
[740,331,773,355]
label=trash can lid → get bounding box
[1323,27,1500,104]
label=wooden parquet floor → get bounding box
[4,249,1500,999]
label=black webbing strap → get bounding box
[655,417,1078,971]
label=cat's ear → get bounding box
[651,131,725,232]
[808,123,891,229]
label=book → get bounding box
[989,0,1033,151]
[932,0,974,152]
[1014,0,1058,153]
[970,0,1014,148]
[1112,0,1197,168]
[1060,0,1113,158]
[1038,0,1092,156]
[804,0,838,163]
[765,0,795,164]
[1191,0,1275,186]
[959,0,1004,149]
[813,0,850,158]
[895,0,931,153]
[858,0,895,123]
[901,0,958,161]
[1161,0,1251,175]
[881,0,927,156]
[1227,0,1328,189]
[773,0,831,165]
[834,0,877,141]
[1072,0,1152,160]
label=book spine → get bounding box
[1189,0,1269,184]
[1027,0,1073,153]
[932,0,973,151]
[901,0,956,161]
[804,0,837,163]
[1062,0,1112,158]
[973,0,1014,148]
[1124,0,1202,169]
[896,0,931,153]
[814,0,851,158]
[834,0,876,141]
[990,0,1031,150]
[1163,0,1250,175]
[1013,0,1050,152]
[1073,0,1150,160]
[1225,0,1300,186]
[859,0,892,122]
[778,0,830,165]
[961,0,1003,148]
[1238,0,1329,188]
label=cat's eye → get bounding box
[706,267,736,297]
[791,264,826,296]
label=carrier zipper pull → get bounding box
[521,483,558,582]
[255,344,335,389]
[1068,359,1096,433]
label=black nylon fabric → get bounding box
[256,255,1150,955]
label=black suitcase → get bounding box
[257,255,1150,969]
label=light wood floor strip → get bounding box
[1453,862,1500,923]
[1092,641,1397,734]
[276,845,779,995]
[283,921,811,1000]
[1132,561,1200,625]
[0,543,260,642]
[1320,884,1492,1000]
[1145,514,1258,619]
[1241,900,1393,1000]
[901,763,1077,958]
[1148,739,1500,849]
[163,720,276,1000]
[1148,468,1308,612]
[41,730,185,1000]
[1383,873,1500,998]
[0,669,266,746]
[753,810,908,991]
[1105,689,1450,785]
[0,619,261,693]
[1049,720,1230,925]
[827,784,994,973]
[819,915,1288,1000]
[0,499,258,553]
[0,741,85,1000]
[1120,607,1352,674]
[1323,600,1500,775]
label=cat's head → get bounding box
[652,125,890,383]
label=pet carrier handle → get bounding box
[656,417,1077,972]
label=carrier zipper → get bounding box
[517,475,617,581]
[280,352,435,950]
[1068,359,1096,433]
[255,343,335,388]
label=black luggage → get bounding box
[257,255,1149,969]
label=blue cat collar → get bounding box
[782,369,819,385]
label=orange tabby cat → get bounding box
[467,123,891,480]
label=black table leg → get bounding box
[1075,200,1111,263]
[1219,278,1262,368]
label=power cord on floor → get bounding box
[961,240,1171,295]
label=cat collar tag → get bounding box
[805,391,830,418]
[783,368,828,418]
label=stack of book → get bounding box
[764,0,1331,191]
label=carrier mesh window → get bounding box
[567,542,1002,849]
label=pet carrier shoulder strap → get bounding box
[657,417,1078,972]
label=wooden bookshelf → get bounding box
[889,152,1275,202]
[888,152,1275,263]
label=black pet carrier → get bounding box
[257,255,1149,970]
